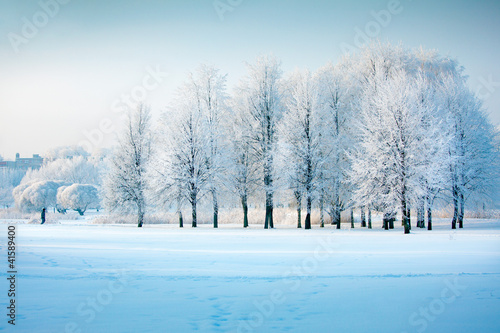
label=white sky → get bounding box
[0,0,499,160]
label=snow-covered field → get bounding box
[1,218,500,333]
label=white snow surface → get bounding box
[1,218,499,332]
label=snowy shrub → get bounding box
[57,184,100,215]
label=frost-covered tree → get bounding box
[147,113,187,227]
[352,69,436,234]
[238,55,284,229]
[440,74,499,229]
[57,184,99,215]
[151,79,209,228]
[22,155,100,186]
[44,145,90,162]
[279,70,324,229]
[192,65,228,228]
[226,97,260,228]
[13,180,69,213]
[103,104,152,228]
[0,169,25,208]
[317,60,357,228]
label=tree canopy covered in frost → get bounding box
[57,184,100,215]
[148,65,228,228]
[102,104,152,227]
[279,69,324,229]
[0,169,24,207]
[13,180,70,213]
[34,42,497,232]
[22,155,101,186]
[235,55,284,229]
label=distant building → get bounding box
[0,153,43,170]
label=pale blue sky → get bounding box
[1,0,499,159]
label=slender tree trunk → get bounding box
[295,191,302,228]
[402,200,410,234]
[417,198,425,228]
[427,201,432,231]
[383,212,389,230]
[264,190,274,229]
[452,185,458,229]
[335,208,341,229]
[458,191,464,228]
[263,152,274,229]
[360,206,366,227]
[177,193,183,228]
[192,196,197,228]
[242,195,249,228]
[368,207,372,229]
[319,195,324,228]
[407,206,411,231]
[137,201,144,228]
[305,195,312,230]
[212,189,218,228]
[350,208,354,228]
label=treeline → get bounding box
[13,42,498,233]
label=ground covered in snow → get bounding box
[1,218,499,332]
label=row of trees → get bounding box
[103,42,499,233]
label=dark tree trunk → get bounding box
[192,196,197,228]
[458,191,464,228]
[137,203,144,228]
[242,195,249,228]
[263,153,274,229]
[213,190,218,229]
[264,190,274,229]
[295,191,302,228]
[402,200,410,234]
[427,204,432,231]
[305,196,312,230]
[265,205,274,229]
[350,208,354,228]
[452,185,458,229]
[319,195,324,228]
[360,206,366,227]
[368,207,372,229]
[77,208,85,216]
[331,206,341,229]
[383,211,394,230]
[336,209,341,229]
[297,206,302,228]
[407,207,411,231]
[179,210,183,228]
